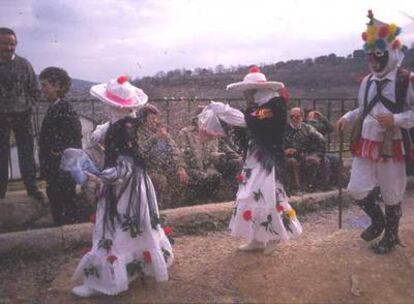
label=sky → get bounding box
[1,0,414,82]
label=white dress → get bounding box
[72,155,173,295]
[229,147,302,243]
[199,100,303,243]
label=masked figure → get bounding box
[337,10,414,254]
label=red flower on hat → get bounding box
[242,210,252,221]
[276,204,284,213]
[392,39,401,50]
[361,32,368,41]
[117,75,129,84]
[278,87,290,103]
[143,250,152,263]
[249,66,260,73]
[378,26,389,38]
[163,226,173,236]
[107,255,118,264]
[90,213,96,224]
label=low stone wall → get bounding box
[0,191,48,232]
[0,189,353,256]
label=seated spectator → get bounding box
[306,110,334,136]
[305,109,344,189]
[177,107,243,202]
[213,122,244,197]
[284,107,328,193]
[136,104,189,208]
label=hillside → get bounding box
[67,78,96,100]
[65,49,414,102]
[134,48,414,99]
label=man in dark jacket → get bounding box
[0,27,43,200]
[285,107,327,192]
[38,67,82,225]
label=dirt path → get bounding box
[1,193,414,304]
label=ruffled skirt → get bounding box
[229,151,302,242]
[73,171,173,295]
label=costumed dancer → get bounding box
[337,10,414,254]
[71,76,174,297]
[199,67,302,255]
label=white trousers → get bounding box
[347,157,406,205]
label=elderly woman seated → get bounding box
[135,104,189,209]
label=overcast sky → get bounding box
[1,0,413,82]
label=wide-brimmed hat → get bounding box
[90,75,148,108]
[226,66,284,92]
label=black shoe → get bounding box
[371,236,402,254]
[28,190,45,201]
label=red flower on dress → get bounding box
[117,75,129,84]
[235,173,245,184]
[249,66,260,73]
[143,251,152,263]
[278,87,290,103]
[81,247,91,255]
[242,210,252,221]
[163,226,173,236]
[89,213,96,224]
[107,255,118,264]
[276,204,284,213]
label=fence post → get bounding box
[8,146,13,180]
[327,100,332,151]
[338,129,344,229]
[340,99,346,115]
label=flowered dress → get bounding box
[229,148,303,243]
[200,99,302,243]
[72,117,173,295]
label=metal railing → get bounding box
[8,97,358,181]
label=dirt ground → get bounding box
[1,192,413,304]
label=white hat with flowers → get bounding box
[90,75,148,108]
[226,66,285,92]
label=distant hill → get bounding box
[66,48,414,101]
[134,48,414,99]
[67,78,97,100]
